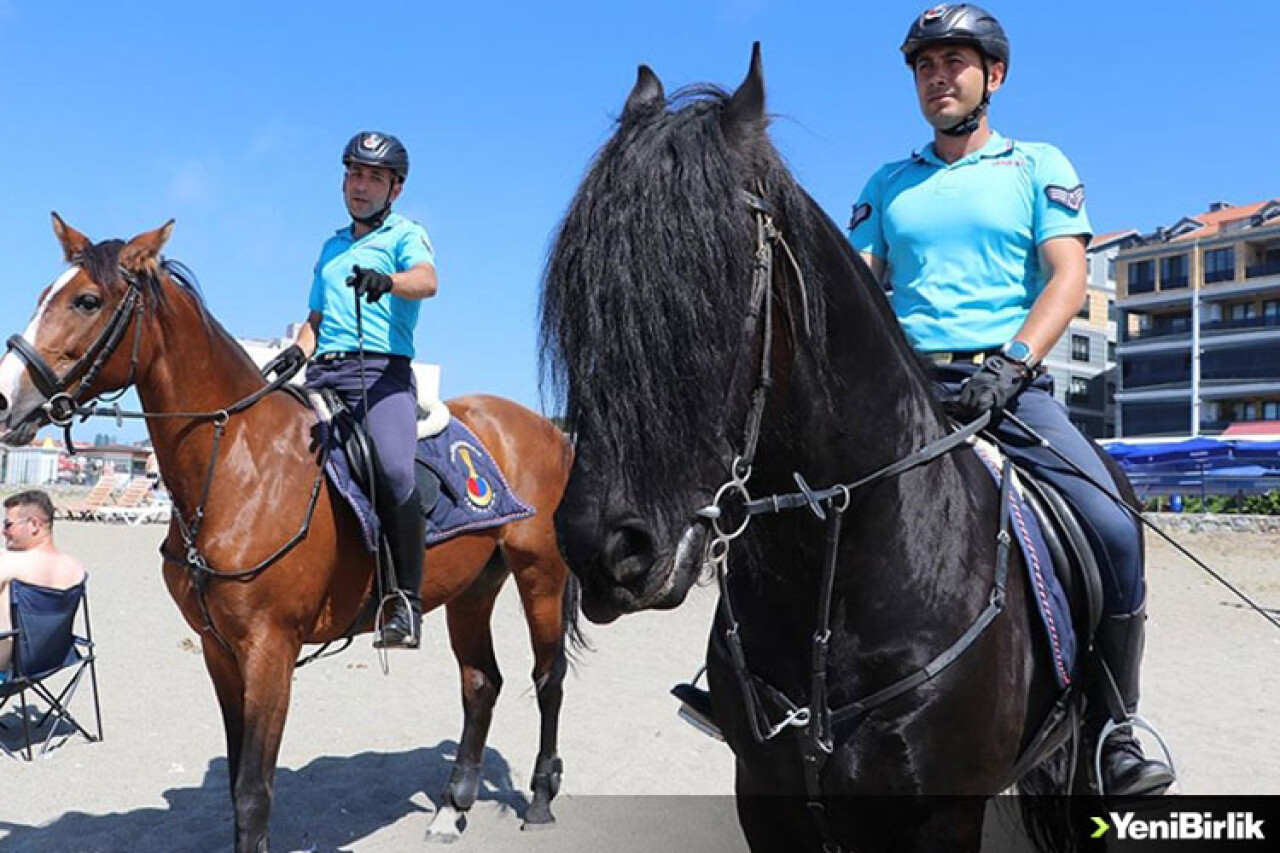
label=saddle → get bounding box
[306,388,451,511]
[969,436,1107,785]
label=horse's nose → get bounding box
[0,391,9,417]
[602,520,656,586]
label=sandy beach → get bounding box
[1,521,1277,852]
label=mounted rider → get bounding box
[846,4,1174,797]
[272,131,438,649]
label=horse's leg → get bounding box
[507,542,569,830]
[202,637,247,806]
[427,554,507,844]
[226,637,301,853]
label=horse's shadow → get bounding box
[0,739,527,853]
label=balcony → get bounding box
[1204,269,1235,284]
[1121,325,1191,343]
[1200,314,1280,334]
[1127,279,1156,296]
[1161,275,1189,290]
[1123,370,1192,391]
[1246,260,1280,279]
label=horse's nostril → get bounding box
[603,522,655,582]
[0,392,8,414]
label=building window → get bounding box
[1071,334,1091,362]
[1265,401,1280,420]
[1077,295,1091,319]
[1204,247,1235,284]
[1264,299,1280,319]
[1160,254,1188,289]
[1107,341,1116,362]
[1106,257,1116,281]
[1107,299,1116,322]
[1068,376,1090,400]
[1128,260,1155,294]
[1229,302,1257,322]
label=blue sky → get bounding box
[0,1,1274,443]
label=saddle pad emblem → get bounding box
[451,441,495,509]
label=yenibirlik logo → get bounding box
[1092,811,1266,841]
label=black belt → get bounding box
[314,351,407,364]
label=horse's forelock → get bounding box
[70,240,126,293]
[541,85,834,512]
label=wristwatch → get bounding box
[1000,339,1038,369]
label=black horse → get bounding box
[541,45,1092,852]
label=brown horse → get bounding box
[0,215,580,853]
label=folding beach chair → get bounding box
[0,577,102,760]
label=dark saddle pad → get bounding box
[310,389,535,551]
[970,440,1104,690]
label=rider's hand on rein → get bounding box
[261,344,307,382]
[956,355,1032,422]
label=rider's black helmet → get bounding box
[900,4,1010,73]
[342,131,409,182]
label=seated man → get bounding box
[0,490,86,674]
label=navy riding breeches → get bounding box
[306,355,419,505]
[934,364,1144,615]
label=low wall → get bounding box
[1144,512,1280,534]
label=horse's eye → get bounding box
[72,293,104,313]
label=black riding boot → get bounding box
[1090,601,1175,797]
[374,490,426,650]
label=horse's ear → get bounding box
[722,42,767,145]
[51,212,92,263]
[622,64,665,122]
[119,220,175,273]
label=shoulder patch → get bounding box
[1045,184,1085,212]
[848,202,872,231]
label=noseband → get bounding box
[6,267,145,431]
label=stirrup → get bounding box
[671,668,724,741]
[373,591,420,650]
[1093,714,1177,796]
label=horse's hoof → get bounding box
[521,817,557,832]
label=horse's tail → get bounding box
[1017,745,1097,853]
[560,572,591,663]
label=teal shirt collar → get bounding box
[915,131,1014,168]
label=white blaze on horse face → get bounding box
[0,268,78,425]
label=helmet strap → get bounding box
[352,203,391,230]
[939,56,991,138]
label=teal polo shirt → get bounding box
[848,132,1091,352]
[308,212,436,358]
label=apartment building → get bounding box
[1042,231,1131,438]
[1114,199,1280,437]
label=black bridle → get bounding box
[697,192,1012,851]
[4,263,330,657]
[6,269,147,439]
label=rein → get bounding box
[698,194,1013,850]
[5,265,329,655]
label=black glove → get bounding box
[956,355,1032,421]
[261,344,307,381]
[346,265,394,303]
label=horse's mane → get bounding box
[541,84,909,508]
